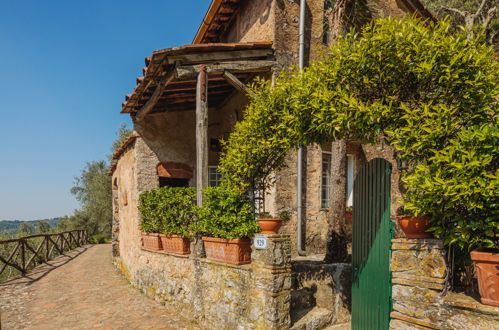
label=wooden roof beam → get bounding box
[175,60,275,80]
[223,70,251,94]
[166,48,272,65]
[135,72,175,121]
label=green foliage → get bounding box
[219,17,498,251]
[17,222,35,235]
[419,0,498,44]
[61,124,132,237]
[139,187,196,238]
[193,185,259,239]
[109,123,133,162]
[36,221,51,234]
[90,234,107,244]
[60,161,112,237]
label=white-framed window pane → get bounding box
[347,155,354,207]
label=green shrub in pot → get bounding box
[192,185,259,239]
[139,187,196,238]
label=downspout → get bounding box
[297,0,306,256]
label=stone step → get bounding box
[290,307,334,330]
[323,322,351,330]
[291,287,317,312]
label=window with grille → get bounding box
[321,154,331,208]
[208,166,223,187]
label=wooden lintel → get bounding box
[163,82,231,93]
[136,72,175,121]
[167,48,272,65]
[223,70,250,94]
[175,60,275,80]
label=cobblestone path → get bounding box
[0,244,198,329]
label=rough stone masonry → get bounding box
[114,234,292,329]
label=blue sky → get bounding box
[0,1,210,220]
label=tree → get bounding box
[18,222,34,235]
[36,220,51,234]
[219,17,498,252]
[420,0,497,44]
[60,124,132,238]
[109,123,133,163]
[69,161,112,237]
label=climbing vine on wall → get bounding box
[219,17,498,251]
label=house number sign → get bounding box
[254,236,268,250]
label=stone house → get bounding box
[110,0,436,328]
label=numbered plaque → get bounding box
[254,236,268,250]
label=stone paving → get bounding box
[0,244,199,329]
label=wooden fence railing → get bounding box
[0,230,88,281]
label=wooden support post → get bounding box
[196,65,208,207]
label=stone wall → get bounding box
[390,238,499,329]
[115,225,293,328]
[291,258,351,328]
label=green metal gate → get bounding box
[352,158,393,330]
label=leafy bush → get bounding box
[139,187,196,238]
[90,234,107,244]
[193,185,259,239]
[219,17,498,251]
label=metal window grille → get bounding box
[321,154,331,208]
[208,166,223,187]
[253,187,265,215]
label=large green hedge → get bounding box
[219,17,498,251]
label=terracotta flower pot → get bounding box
[345,212,353,226]
[160,234,191,255]
[471,249,499,307]
[396,215,433,239]
[257,218,283,234]
[202,237,252,265]
[142,232,163,251]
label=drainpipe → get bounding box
[296,0,306,256]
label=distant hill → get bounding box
[0,218,60,237]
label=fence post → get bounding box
[20,239,26,274]
[45,236,50,261]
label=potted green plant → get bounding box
[395,207,432,239]
[139,190,163,251]
[158,187,196,255]
[139,187,195,254]
[193,185,259,265]
[256,210,289,234]
[471,248,499,307]
[345,206,353,223]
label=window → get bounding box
[321,152,355,209]
[347,155,355,207]
[321,153,331,208]
[323,0,333,44]
[159,177,189,188]
[208,166,223,187]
